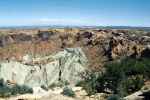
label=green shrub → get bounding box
[61,87,75,97]
[48,80,69,89]
[0,79,33,97]
[76,71,105,95]
[0,79,4,86]
[107,94,121,100]
[104,58,148,96]
[41,85,48,91]
[0,85,11,97]
[11,84,33,95]
[117,75,144,97]
[78,58,150,97]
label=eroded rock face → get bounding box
[37,30,54,41]
[0,48,88,88]
[0,34,33,47]
[0,29,149,70]
[106,37,144,60]
[0,30,54,47]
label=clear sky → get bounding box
[0,0,150,26]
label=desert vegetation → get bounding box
[0,79,33,97]
[0,28,149,100]
[77,57,150,99]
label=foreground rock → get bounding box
[0,48,88,88]
[124,85,150,100]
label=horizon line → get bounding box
[0,25,150,28]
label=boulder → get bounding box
[104,36,144,60]
[124,85,150,100]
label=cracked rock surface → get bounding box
[0,48,88,88]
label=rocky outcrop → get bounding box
[0,28,149,70]
[106,37,144,60]
[124,85,150,100]
[0,30,54,47]
[37,30,54,41]
[0,48,88,88]
[0,34,33,47]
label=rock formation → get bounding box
[0,48,88,88]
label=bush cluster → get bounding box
[107,94,121,100]
[48,80,69,89]
[61,87,75,97]
[78,58,150,97]
[0,79,33,97]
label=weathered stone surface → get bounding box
[124,85,150,100]
[0,48,88,88]
[37,30,54,41]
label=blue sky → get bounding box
[0,0,150,26]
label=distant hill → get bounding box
[99,26,150,31]
[0,25,150,31]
